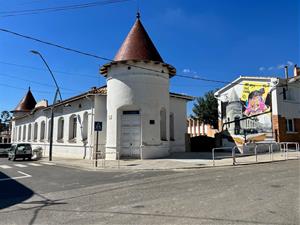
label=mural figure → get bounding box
[244,88,270,116]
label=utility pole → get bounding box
[31,50,62,161]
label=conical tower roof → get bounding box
[114,14,163,62]
[13,88,37,112]
[100,13,176,76]
[228,89,240,102]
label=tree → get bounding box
[1,111,11,123]
[0,111,12,132]
[192,90,218,128]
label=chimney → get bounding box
[284,66,289,80]
[294,64,300,77]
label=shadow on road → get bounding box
[0,171,34,210]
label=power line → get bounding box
[0,72,82,93]
[0,27,285,88]
[0,60,100,79]
[0,0,131,18]
[0,83,72,94]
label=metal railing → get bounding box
[94,150,120,169]
[212,142,299,167]
[279,142,300,160]
[212,147,235,166]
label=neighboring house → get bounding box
[0,131,11,144]
[214,65,300,150]
[187,118,217,138]
[11,14,193,160]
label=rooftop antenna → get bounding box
[136,0,140,19]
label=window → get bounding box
[18,126,21,141]
[170,113,175,141]
[57,117,64,140]
[286,119,295,132]
[48,119,52,141]
[28,124,31,141]
[234,116,241,135]
[33,122,38,141]
[23,125,26,141]
[283,88,287,100]
[69,115,77,140]
[160,108,167,141]
[13,127,17,141]
[40,121,45,141]
[82,112,88,141]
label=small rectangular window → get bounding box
[123,110,140,115]
[286,119,295,132]
[283,88,286,100]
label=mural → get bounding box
[224,81,272,145]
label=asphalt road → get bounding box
[0,157,299,225]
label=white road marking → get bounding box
[0,165,12,169]
[28,163,42,167]
[40,162,56,166]
[14,164,27,168]
[0,171,32,181]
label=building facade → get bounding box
[215,66,300,150]
[11,15,193,160]
[187,118,217,138]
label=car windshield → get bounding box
[17,144,31,150]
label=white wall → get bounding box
[93,95,107,158]
[12,97,96,159]
[105,61,171,159]
[170,97,187,153]
[273,80,300,118]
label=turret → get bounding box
[100,14,175,159]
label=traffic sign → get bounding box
[94,121,102,131]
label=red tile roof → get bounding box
[114,17,163,62]
[100,16,176,76]
[13,88,36,112]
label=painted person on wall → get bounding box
[244,88,270,116]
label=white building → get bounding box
[214,66,300,150]
[11,15,193,160]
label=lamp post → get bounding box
[31,50,62,161]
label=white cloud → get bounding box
[277,64,285,69]
[183,68,191,73]
[259,61,296,72]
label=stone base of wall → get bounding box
[272,115,300,142]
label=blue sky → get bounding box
[0,0,299,115]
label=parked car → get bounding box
[0,143,12,156]
[8,143,32,161]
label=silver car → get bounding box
[8,143,32,161]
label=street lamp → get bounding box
[31,50,62,161]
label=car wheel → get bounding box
[12,156,16,161]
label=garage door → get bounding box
[121,111,141,158]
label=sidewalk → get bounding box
[39,151,300,171]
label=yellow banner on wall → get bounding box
[241,81,270,102]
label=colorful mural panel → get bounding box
[224,81,272,144]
